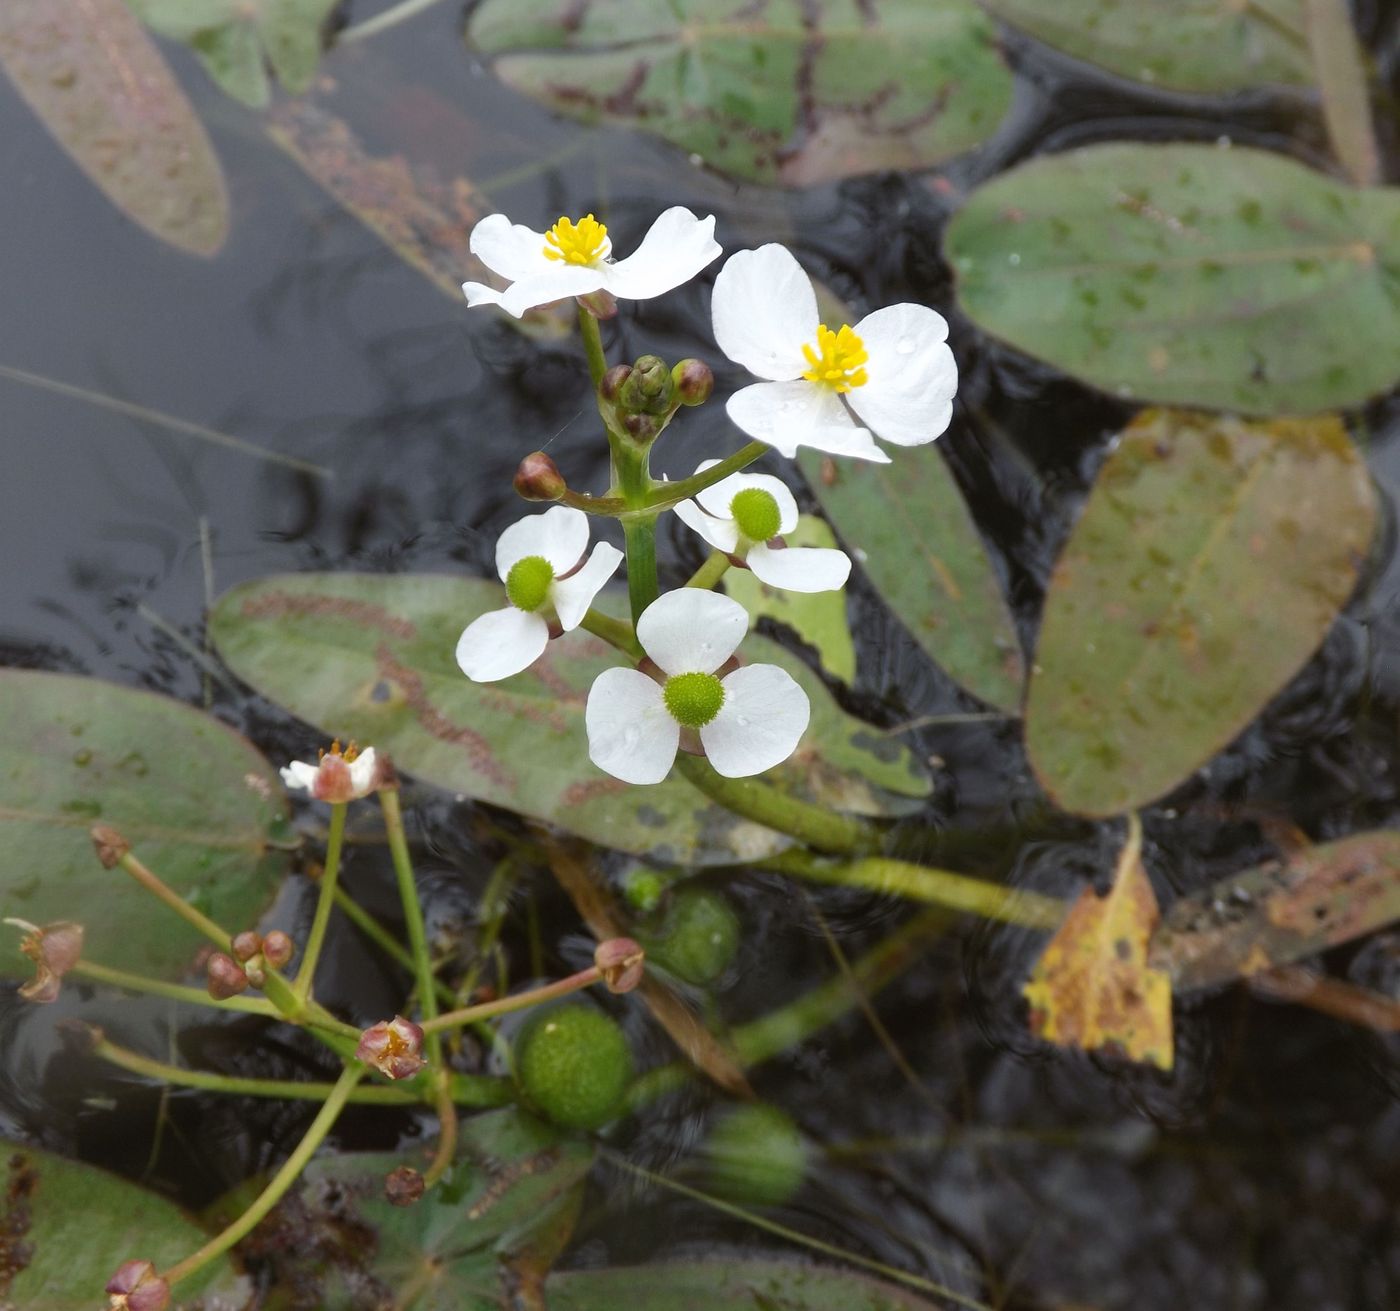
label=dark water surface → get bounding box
[3,3,1400,1308]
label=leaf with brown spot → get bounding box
[1023,816,1174,1069]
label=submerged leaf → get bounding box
[1025,410,1375,818]
[1023,816,1174,1069]
[1150,830,1400,991]
[466,0,1012,186]
[0,0,229,255]
[946,142,1400,414]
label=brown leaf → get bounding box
[1023,815,1174,1069]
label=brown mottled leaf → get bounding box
[0,0,229,255]
[1023,816,1174,1069]
[1150,830,1400,992]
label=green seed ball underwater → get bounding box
[648,886,741,986]
[703,1104,808,1207]
[513,1003,633,1131]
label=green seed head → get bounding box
[513,1003,633,1131]
[505,555,555,612]
[663,671,725,728]
[729,488,782,544]
[704,1104,809,1207]
[646,886,741,986]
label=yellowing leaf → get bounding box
[1022,815,1174,1069]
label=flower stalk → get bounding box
[293,801,347,1005]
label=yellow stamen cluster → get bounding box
[801,323,869,392]
[319,738,361,763]
[543,214,608,266]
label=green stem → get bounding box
[422,1074,460,1188]
[162,1065,365,1289]
[117,852,230,950]
[260,969,364,1048]
[758,850,1066,930]
[294,802,347,1005]
[674,754,879,855]
[378,789,443,1066]
[423,965,602,1034]
[578,303,608,390]
[579,607,642,658]
[332,886,457,1010]
[339,0,450,42]
[685,551,731,590]
[646,441,768,511]
[622,513,660,622]
[70,960,278,1018]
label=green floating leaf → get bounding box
[126,0,338,108]
[799,446,1023,712]
[466,0,1012,186]
[1025,409,1375,818]
[209,574,929,865]
[0,1143,249,1310]
[1150,831,1400,991]
[0,670,289,981]
[980,0,1312,93]
[946,142,1400,414]
[0,0,229,256]
[1303,0,1380,186]
[724,516,857,683]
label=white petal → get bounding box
[845,304,958,447]
[711,244,817,381]
[637,588,748,675]
[726,380,890,463]
[550,541,623,630]
[346,747,378,796]
[747,543,852,592]
[455,607,550,682]
[495,505,590,579]
[498,265,608,318]
[586,668,680,784]
[601,207,721,301]
[696,470,799,536]
[701,664,810,778]
[468,214,553,283]
[280,760,319,792]
[673,498,741,554]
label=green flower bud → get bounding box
[671,358,714,406]
[663,671,725,728]
[505,555,555,612]
[618,354,675,416]
[703,1104,808,1207]
[729,487,783,544]
[513,1002,632,1131]
[646,886,740,986]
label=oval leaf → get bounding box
[208,574,930,865]
[1,1143,248,1310]
[980,0,1312,93]
[1303,0,1380,186]
[799,446,1024,712]
[1150,830,1400,991]
[1025,410,1375,817]
[0,670,289,981]
[466,0,1012,186]
[946,142,1400,414]
[0,0,229,256]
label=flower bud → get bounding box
[262,929,295,970]
[599,363,632,402]
[106,1259,171,1311]
[231,931,262,963]
[90,824,130,869]
[594,937,645,994]
[357,1015,427,1080]
[9,919,84,1004]
[622,412,660,443]
[618,355,675,415]
[671,358,714,406]
[513,451,567,502]
[384,1165,426,1207]
[576,288,617,320]
[206,952,250,1001]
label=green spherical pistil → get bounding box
[505,554,555,612]
[513,1003,632,1131]
[663,671,725,728]
[729,487,782,544]
[704,1104,809,1207]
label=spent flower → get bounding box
[281,742,381,803]
[7,918,83,1004]
[357,1015,427,1080]
[105,1259,170,1311]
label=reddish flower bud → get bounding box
[514,451,567,502]
[9,919,84,1004]
[356,1015,427,1080]
[576,288,618,320]
[106,1258,170,1311]
[594,937,645,994]
[261,930,295,970]
[231,931,262,962]
[206,952,250,1001]
[671,358,714,406]
[91,825,131,869]
[384,1165,426,1206]
[599,363,632,402]
[622,412,660,442]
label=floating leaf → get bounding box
[0,0,229,255]
[1024,409,1375,817]
[1023,816,1173,1069]
[1150,830,1400,991]
[0,1143,249,1310]
[946,142,1400,414]
[126,0,338,107]
[0,671,289,981]
[209,574,929,865]
[799,445,1023,712]
[466,0,1012,186]
[1303,0,1380,186]
[979,0,1312,93]
[723,516,857,683]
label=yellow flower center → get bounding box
[543,214,608,266]
[801,323,869,392]
[320,738,361,763]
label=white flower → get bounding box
[281,743,380,803]
[710,243,958,463]
[674,460,851,593]
[585,590,810,785]
[462,207,721,318]
[457,506,622,682]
